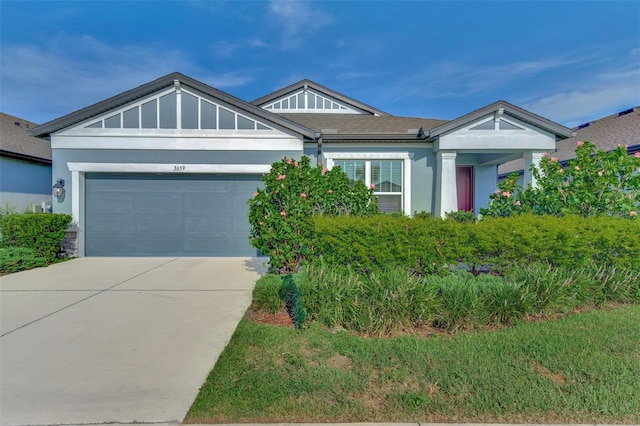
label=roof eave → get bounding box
[428,100,572,139]
[0,150,52,164]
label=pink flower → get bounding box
[630,211,637,217]
[300,192,307,198]
[276,174,286,180]
[252,192,258,197]
[576,141,584,146]
[502,191,511,197]
[294,161,299,167]
[542,152,549,157]
[287,158,292,164]
[575,166,580,171]
[514,200,521,206]
[635,152,640,158]
[550,157,558,163]
[558,169,564,174]
[494,189,501,195]
[370,184,376,189]
[328,189,333,194]
[322,167,328,174]
[598,170,604,176]
[280,211,287,217]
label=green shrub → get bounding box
[248,156,378,273]
[482,141,640,218]
[0,247,47,274]
[313,214,640,274]
[0,213,72,262]
[252,274,283,314]
[445,210,477,223]
[430,271,485,330]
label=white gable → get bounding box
[261,88,364,114]
[71,87,276,133]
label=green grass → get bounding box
[186,305,640,424]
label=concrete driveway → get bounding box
[0,257,264,425]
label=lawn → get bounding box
[186,305,640,424]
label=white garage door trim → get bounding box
[67,162,270,256]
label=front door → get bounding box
[456,166,474,212]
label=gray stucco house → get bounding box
[0,113,52,212]
[32,72,571,257]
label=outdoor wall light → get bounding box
[53,179,65,199]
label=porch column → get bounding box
[435,151,458,217]
[523,150,545,188]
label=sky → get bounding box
[1,0,639,129]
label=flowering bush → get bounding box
[248,156,378,273]
[482,141,640,218]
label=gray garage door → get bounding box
[85,173,261,256]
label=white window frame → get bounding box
[324,152,411,214]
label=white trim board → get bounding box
[52,135,303,151]
[66,162,271,174]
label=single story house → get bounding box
[32,72,571,257]
[0,112,52,212]
[499,106,640,181]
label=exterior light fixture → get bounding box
[53,179,65,199]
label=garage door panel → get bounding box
[134,215,183,233]
[87,196,132,213]
[133,194,182,212]
[89,213,134,232]
[85,173,260,256]
[184,195,227,212]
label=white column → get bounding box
[435,151,458,217]
[523,150,545,188]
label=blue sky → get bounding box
[1,0,638,128]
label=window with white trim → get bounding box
[333,159,403,213]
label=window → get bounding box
[333,159,403,213]
[83,88,273,131]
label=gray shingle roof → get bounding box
[499,106,640,175]
[0,113,51,163]
[279,113,447,140]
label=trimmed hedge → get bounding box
[0,213,73,262]
[312,214,640,273]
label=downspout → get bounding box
[315,132,323,165]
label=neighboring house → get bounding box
[32,72,571,257]
[0,112,52,212]
[499,106,640,181]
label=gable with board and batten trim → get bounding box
[262,88,365,114]
[52,85,305,151]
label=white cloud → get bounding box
[268,0,333,49]
[0,35,253,123]
[523,80,640,128]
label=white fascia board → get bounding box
[67,162,271,174]
[436,133,556,151]
[324,152,412,160]
[322,142,433,149]
[52,134,303,151]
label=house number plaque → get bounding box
[173,165,186,172]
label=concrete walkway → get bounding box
[0,257,264,425]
